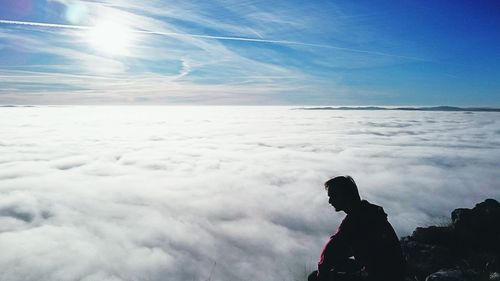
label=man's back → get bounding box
[338,200,404,281]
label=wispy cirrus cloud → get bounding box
[0,0,428,105]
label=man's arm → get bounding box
[317,223,351,280]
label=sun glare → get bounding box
[87,20,135,56]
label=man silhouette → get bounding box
[308,176,404,281]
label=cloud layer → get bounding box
[0,106,499,281]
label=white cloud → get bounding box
[0,107,499,280]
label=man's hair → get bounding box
[324,176,361,202]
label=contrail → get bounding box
[0,19,425,61]
[0,19,89,30]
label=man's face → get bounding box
[327,188,344,212]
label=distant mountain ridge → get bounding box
[298,106,500,112]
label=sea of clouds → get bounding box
[0,106,499,281]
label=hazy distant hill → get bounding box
[298,106,500,112]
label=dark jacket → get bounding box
[317,200,404,281]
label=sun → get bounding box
[87,20,135,56]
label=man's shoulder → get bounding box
[361,200,380,208]
[359,200,388,220]
[340,201,389,232]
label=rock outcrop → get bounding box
[401,199,500,281]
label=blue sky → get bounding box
[0,0,499,105]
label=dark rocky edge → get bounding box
[401,198,500,281]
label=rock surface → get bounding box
[424,269,476,281]
[401,198,500,281]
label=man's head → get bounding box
[324,176,361,213]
